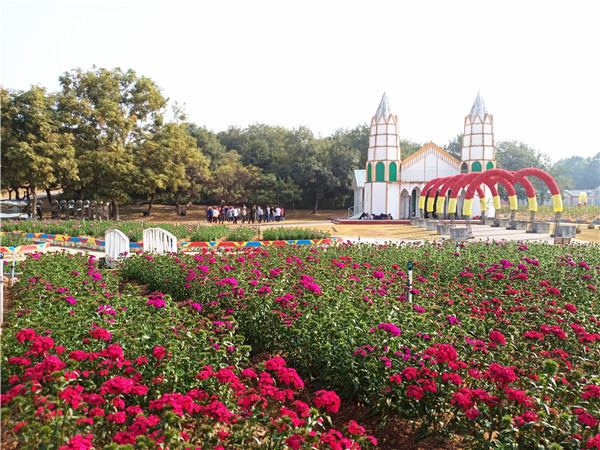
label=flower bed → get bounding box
[118,240,600,448]
[1,252,376,449]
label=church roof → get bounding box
[375,92,391,119]
[469,91,488,119]
[401,142,461,169]
[353,169,366,188]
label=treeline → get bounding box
[2,67,598,218]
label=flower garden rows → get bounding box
[1,219,331,243]
[2,239,600,448]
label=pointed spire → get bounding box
[375,92,391,119]
[469,91,488,120]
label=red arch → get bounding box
[461,169,520,216]
[513,168,563,212]
[419,176,453,213]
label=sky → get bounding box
[2,0,599,163]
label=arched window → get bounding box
[367,163,372,182]
[486,161,494,170]
[472,161,482,172]
[460,162,468,174]
[389,162,397,181]
[375,162,385,181]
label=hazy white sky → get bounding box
[2,0,599,163]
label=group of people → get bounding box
[358,212,393,220]
[206,205,285,224]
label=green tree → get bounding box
[550,153,600,190]
[57,66,166,218]
[400,139,424,159]
[443,134,463,160]
[496,140,552,202]
[1,86,77,218]
[187,124,226,170]
[211,151,261,204]
[134,122,202,216]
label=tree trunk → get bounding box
[312,193,321,214]
[111,200,119,220]
[146,193,156,216]
[169,194,182,215]
[14,188,22,200]
[45,188,54,204]
[31,188,38,221]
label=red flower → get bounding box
[489,330,506,345]
[466,408,480,420]
[314,390,341,413]
[152,346,166,360]
[407,385,424,399]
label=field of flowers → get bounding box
[1,251,375,449]
[1,219,331,243]
[2,239,600,448]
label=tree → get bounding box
[187,124,226,170]
[134,122,202,216]
[549,153,600,190]
[443,134,463,160]
[57,67,166,218]
[211,151,261,204]
[400,139,424,159]
[496,140,552,202]
[1,86,77,219]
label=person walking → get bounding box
[257,206,264,223]
[250,205,257,224]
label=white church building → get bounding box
[351,92,496,219]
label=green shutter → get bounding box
[472,162,482,172]
[367,163,372,182]
[375,162,385,181]
[486,161,494,170]
[389,162,397,181]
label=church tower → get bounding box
[460,92,496,173]
[364,92,402,218]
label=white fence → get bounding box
[105,229,130,268]
[143,228,178,255]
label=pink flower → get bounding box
[565,303,578,313]
[466,408,480,420]
[488,363,517,384]
[314,390,340,413]
[59,433,94,450]
[265,356,287,371]
[407,385,424,400]
[489,330,506,345]
[583,385,600,400]
[378,323,401,336]
[402,367,419,380]
[152,346,166,360]
[285,433,305,449]
[16,328,36,343]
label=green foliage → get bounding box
[224,226,257,242]
[261,227,331,241]
[0,233,34,247]
[187,225,228,242]
[57,67,167,216]
[400,139,424,159]
[1,86,77,218]
[443,133,463,160]
[550,153,599,190]
[0,219,197,242]
[496,140,552,202]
